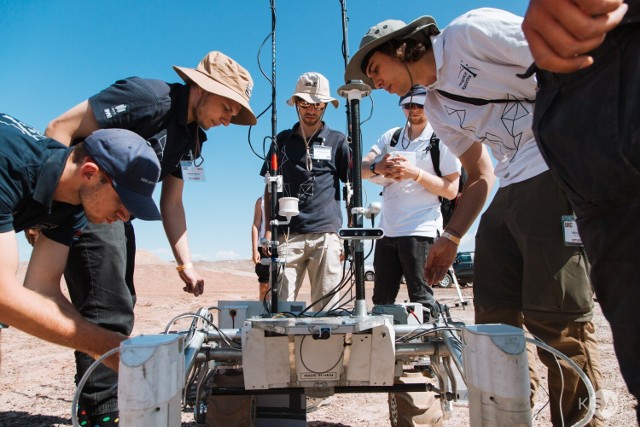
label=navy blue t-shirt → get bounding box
[88,77,207,180]
[0,114,86,246]
[260,123,351,234]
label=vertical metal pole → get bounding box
[340,0,352,137]
[339,0,354,269]
[268,0,279,314]
[338,81,371,317]
[350,95,366,314]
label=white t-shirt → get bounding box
[369,123,461,237]
[426,8,548,187]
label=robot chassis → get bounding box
[113,83,594,427]
[118,301,535,426]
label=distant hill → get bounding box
[135,250,169,265]
[135,250,254,276]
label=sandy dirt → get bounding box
[0,253,636,426]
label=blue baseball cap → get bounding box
[84,129,162,221]
[399,85,427,106]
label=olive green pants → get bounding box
[474,172,602,426]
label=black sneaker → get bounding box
[77,410,119,426]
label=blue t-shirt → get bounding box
[88,77,206,180]
[261,123,351,234]
[0,114,86,246]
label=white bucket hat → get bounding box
[286,72,339,108]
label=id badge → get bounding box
[312,145,332,161]
[180,160,206,182]
[562,215,582,246]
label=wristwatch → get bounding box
[370,162,380,176]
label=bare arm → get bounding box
[160,175,204,296]
[414,169,459,200]
[362,149,459,198]
[5,232,124,370]
[424,143,495,285]
[522,0,627,73]
[362,150,394,179]
[251,198,262,265]
[45,100,100,145]
[361,150,380,179]
[394,158,460,200]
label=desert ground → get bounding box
[0,251,635,426]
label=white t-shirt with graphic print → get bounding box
[426,7,548,187]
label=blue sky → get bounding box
[1,0,527,262]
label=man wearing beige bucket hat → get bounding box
[37,51,256,425]
[260,72,350,312]
[347,9,603,426]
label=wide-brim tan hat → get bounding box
[173,51,257,125]
[286,72,340,108]
[345,16,439,88]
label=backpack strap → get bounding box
[428,132,442,177]
[436,89,535,105]
[389,127,403,147]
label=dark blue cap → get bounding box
[399,85,427,106]
[84,129,162,221]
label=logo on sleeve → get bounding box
[103,104,127,119]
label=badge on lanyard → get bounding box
[562,215,582,246]
[180,160,206,182]
[312,144,332,161]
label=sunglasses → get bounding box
[297,100,326,111]
[402,103,424,110]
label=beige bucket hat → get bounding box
[286,72,339,109]
[173,51,257,125]
[345,16,440,88]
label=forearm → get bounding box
[413,168,458,200]
[362,160,377,179]
[1,281,123,361]
[160,176,193,265]
[162,210,192,265]
[445,170,494,238]
[446,143,496,237]
[361,150,380,179]
[251,226,260,260]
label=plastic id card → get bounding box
[562,215,583,246]
[180,160,206,182]
[312,145,332,161]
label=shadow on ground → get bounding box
[0,411,202,427]
[308,422,352,427]
[0,411,69,426]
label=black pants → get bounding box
[371,235,435,306]
[65,221,136,416]
[533,12,640,420]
